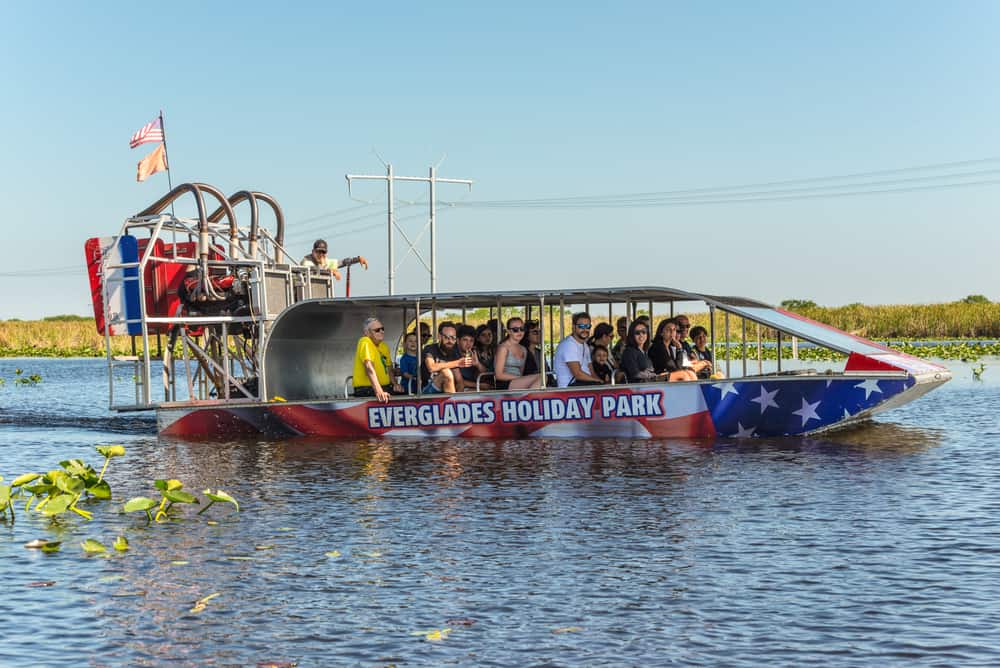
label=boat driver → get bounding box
[302,239,369,281]
[352,317,402,403]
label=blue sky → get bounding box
[2,1,998,318]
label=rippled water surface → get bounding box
[1,358,999,666]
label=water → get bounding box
[1,358,999,666]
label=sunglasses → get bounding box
[441,334,457,341]
[529,330,540,335]
[635,329,648,335]
[371,327,384,333]
[509,326,524,333]
[677,324,690,330]
[314,250,327,255]
[576,323,591,330]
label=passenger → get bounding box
[398,332,419,394]
[352,317,402,403]
[301,239,368,281]
[589,323,617,369]
[474,324,496,374]
[648,318,698,382]
[456,324,489,391]
[689,325,717,379]
[494,317,542,390]
[635,315,652,349]
[672,319,712,378]
[421,321,474,394]
[523,320,543,375]
[674,314,696,358]
[553,312,604,387]
[418,322,432,347]
[619,321,664,383]
[590,344,614,384]
[611,316,628,364]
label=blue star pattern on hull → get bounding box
[702,376,915,437]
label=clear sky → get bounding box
[2,1,998,318]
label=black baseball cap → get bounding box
[313,239,328,252]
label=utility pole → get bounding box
[346,164,473,294]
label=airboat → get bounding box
[85,182,951,439]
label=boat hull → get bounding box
[158,372,945,439]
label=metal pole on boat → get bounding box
[387,163,395,295]
[724,310,731,379]
[429,166,436,293]
[742,318,747,379]
[539,295,547,388]
[709,304,716,369]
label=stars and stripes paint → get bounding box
[129,116,164,149]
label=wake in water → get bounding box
[0,410,155,434]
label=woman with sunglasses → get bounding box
[620,321,667,383]
[493,317,542,390]
[648,318,698,382]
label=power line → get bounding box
[442,176,1000,210]
[451,156,1000,206]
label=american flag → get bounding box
[129,116,163,149]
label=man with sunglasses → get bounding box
[554,312,604,388]
[302,239,369,281]
[421,321,475,394]
[353,317,402,403]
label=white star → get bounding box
[750,386,780,414]
[854,379,882,400]
[731,421,756,438]
[843,408,852,419]
[713,382,739,398]
[793,398,822,426]
[826,379,833,387]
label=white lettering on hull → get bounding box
[367,391,663,430]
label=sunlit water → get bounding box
[1,358,998,666]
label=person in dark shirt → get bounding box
[456,324,489,390]
[620,321,665,383]
[648,318,698,381]
[590,344,614,384]
[421,321,474,393]
[689,325,716,379]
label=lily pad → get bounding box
[325,550,342,558]
[123,497,158,513]
[41,493,74,516]
[113,536,129,551]
[204,489,239,512]
[81,539,107,553]
[164,489,198,505]
[87,480,112,500]
[12,473,41,487]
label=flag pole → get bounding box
[158,110,176,218]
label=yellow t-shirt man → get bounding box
[353,336,392,388]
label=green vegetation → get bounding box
[1,446,239,556]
